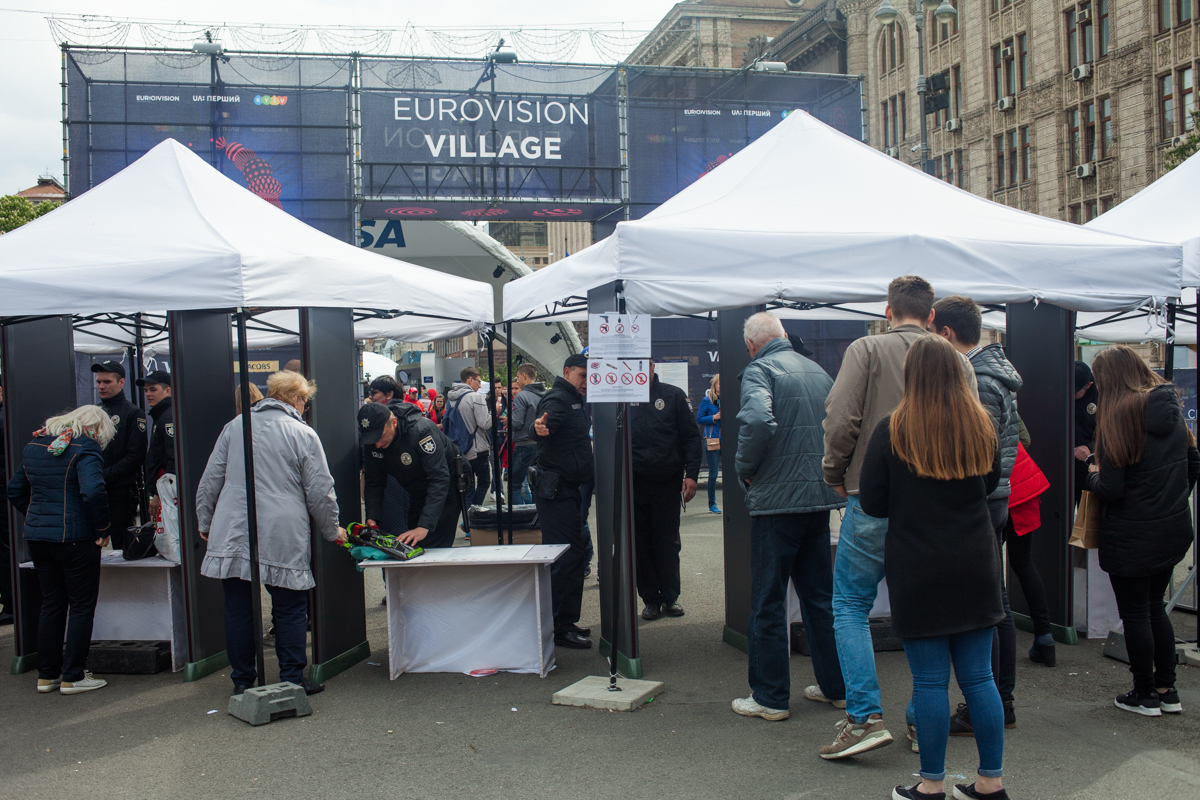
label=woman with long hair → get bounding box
[858,335,1006,800]
[429,391,447,430]
[7,405,116,695]
[1087,345,1199,716]
[696,373,722,514]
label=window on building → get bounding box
[1101,196,1115,213]
[891,96,899,144]
[1100,97,1113,158]
[943,151,954,185]
[1066,10,1079,69]
[881,102,890,147]
[1070,204,1083,224]
[930,0,959,43]
[1182,67,1195,131]
[934,157,943,180]
[957,149,967,189]
[1160,0,1172,32]
[1021,126,1032,181]
[1018,35,1029,91]
[1085,200,1099,222]
[1098,0,1110,56]
[993,46,1004,101]
[1008,130,1019,186]
[1004,39,1016,95]
[901,93,908,140]
[1081,3,1094,64]
[996,135,1007,187]
[1068,107,1082,166]
[1084,101,1097,162]
[1161,73,1175,140]
[953,65,962,117]
[1179,0,1193,25]
[882,25,904,72]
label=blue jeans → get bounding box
[510,444,537,505]
[904,628,1005,781]
[832,494,888,723]
[748,512,845,710]
[705,449,720,506]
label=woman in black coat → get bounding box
[1086,345,1199,717]
[859,336,1006,800]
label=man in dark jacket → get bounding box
[630,363,702,620]
[139,370,175,519]
[509,364,545,505]
[1074,360,1099,506]
[933,296,1023,729]
[359,401,462,549]
[730,312,846,723]
[531,354,594,649]
[92,361,147,549]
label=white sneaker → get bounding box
[804,684,847,709]
[60,671,107,695]
[37,677,62,693]
[731,695,789,721]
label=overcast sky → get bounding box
[0,0,681,194]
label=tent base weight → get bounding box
[552,675,664,711]
[228,681,312,726]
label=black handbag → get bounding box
[122,522,159,561]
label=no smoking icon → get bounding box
[605,373,617,384]
[621,373,633,385]
[635,373,647,385]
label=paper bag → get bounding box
[1069,489,1101,549]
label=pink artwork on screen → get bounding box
[213,137,283,209]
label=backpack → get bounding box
[443,395,474,454]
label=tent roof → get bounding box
[503,111,1182,321]
[0,140,493,338]
[1085,149,1200,287]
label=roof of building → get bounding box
[16,177,66,202]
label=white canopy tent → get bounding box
[0,139,493,338]
[504,110,1182,322]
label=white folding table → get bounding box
[21,551,187,671]
[362,544,568,679]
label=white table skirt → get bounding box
[362,544,568,679]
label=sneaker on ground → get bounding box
[709,503,721,514]
[1003,699,1016,729]
[803,684,846,709]
[1115,689,1162,716]
[907,722,919,753]
[949,703,974,736]
[1157,688,1183,714]
[37,677,62,693]
[731,695,789,721]
[60,672,107,695]
[818,715,894,759]
[953,783,1010,799]
[892,783,945,799]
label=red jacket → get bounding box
[1008,442,1050,536]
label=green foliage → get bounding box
[0,195,58,234]
[1163,109,1200,171]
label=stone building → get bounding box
[744,0,1199,223]
[627,0,809,68]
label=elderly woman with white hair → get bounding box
[197,371,346,696]
[7,405,115,695]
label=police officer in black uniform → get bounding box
[139,370,175,519]
[629,362,703,621]
[92,360,148,549]
[531,354,594,649]
[358,401,463,549]
[1073,360,1099,507]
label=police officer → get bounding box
[139,370,175,519]
[531,354,594,649]
[93,361,148,549]
[629,362,703,621]
[357,400,462,549]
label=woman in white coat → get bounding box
[197,371,345,696]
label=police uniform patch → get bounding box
[110,414,120,425]
[1087,402,1097,415]
[360,417,371,429]
[137,418,146,433]
[165,423,174,438]
[371,450,384,459]
[400,452,413,465]
[654,399,665,411]
[419,435,437,455]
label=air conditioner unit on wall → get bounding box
[1076,163,1096,178]
[1001,46,1014,60]
[885,147,900,158]
[1078,8,1092,22]
[1171,135,1187,147]
[1071,64,1093,81]
[997,96,1015,112]
[945,118,963,132]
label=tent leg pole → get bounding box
[486,331,502,545]
[236,310,267,687]
[506,322,514,545]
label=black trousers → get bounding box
[1004,516,1052,637]
[987,499,1016,706]
[0,530,12,612]
[410,491,463,549]
[633,477,683,606]
[1109,569,1178,694]
[467,454,491,507]
[27,540,101,682]
[535,481,587,634]
[223,578,309,686]
[108,494,139,551]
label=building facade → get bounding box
[628,0,809,67]
[744,0,1199,222]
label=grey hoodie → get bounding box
[971,343,1023,500]
[446,382,493,459]
[511,381,546,446]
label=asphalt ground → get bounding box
[1,492,1198,800]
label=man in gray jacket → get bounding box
[932,295,1023,731]
[509,364,545,505]
[731,312,847,722]
[446,367,494,506]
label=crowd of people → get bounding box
[0,277,1194,800]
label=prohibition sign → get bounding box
[635,373,648,385]
[589,372,601,385]
[621,373,633,385]
[616,324,625,334]
[606,373,618,384]
[599,323,609,334]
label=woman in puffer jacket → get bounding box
[1087,345,1200,717]
[7,405,115,695]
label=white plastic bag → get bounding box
[155,474,182,563]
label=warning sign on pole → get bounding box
[587,358,651,403]
[587,314,651,359]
